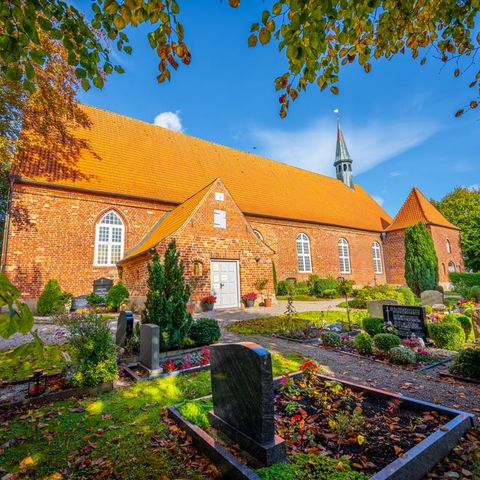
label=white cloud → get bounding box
[372,195,385,206]
[153,111,183,132]
[468,184,480,191]
[389,171,402,177]
[251,117,439,176]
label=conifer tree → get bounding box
[404,222,439,296]
[142,240,192,350]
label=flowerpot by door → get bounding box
[264,298,272,307]
[245,299,255,308]
[203,303,214,311]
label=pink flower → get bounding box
[280,379,287,385]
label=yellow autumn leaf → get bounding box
[357,434,366,445]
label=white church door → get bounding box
[210,260,240,308]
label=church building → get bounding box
[1,105,464,309]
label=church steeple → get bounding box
[334,120,354,189]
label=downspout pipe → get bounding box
[1,175,14,273]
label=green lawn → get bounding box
[0,352,304,479]
[227,310,368,335]
[0,344,73,383]
[276,294,340,302]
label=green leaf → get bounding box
[259,27,271,45]
[93,76,104,88]
[81,78,91,91]
[114,65,125,74]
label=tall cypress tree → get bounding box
[141,240,192,350]
[404,222,439,296]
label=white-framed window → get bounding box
[214,209,226,229]
[338,238,351,274]
[446,239,452,253]
[296,233,312,273]
[372,241,382,274]
[448,261,456,273]
[253,229,263,241]
[94,211,124,266]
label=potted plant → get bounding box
[241,292,257,308]
[201,295,217,311]
[254,278,270,307]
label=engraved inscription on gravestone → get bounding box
[71,295,89,311]
[383,305,428,340]
[93,277,113,299]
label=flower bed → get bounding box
[123,347,210,381]
[169,363,474,480]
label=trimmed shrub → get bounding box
[373,333,401,352]
[321,289,338,299]
[321,331,342,347]
[404,222,439,295]
[295,281,310,295]
[389,346,416,365]
[189,318,221,346]
[397,287,415,306]
[355,332,374,354]
[450,348,480,380]
[362,317,384,336]
[310,276,339,298]
[106,281,129,312]
[428,322,466,351]
[276,280,290,296]
[37,279,71,316]
[86,293,104,306]
[443,313,473,340]
[350,285,404,308]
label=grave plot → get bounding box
[169,342,474,480]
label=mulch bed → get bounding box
[274,367,449,477]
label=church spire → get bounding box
[334,119,354,188]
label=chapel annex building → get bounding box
[1,105,464,309]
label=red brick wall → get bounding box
[384,226,464,286]
[247,217,387,286]
[429,226,464,284]
[121,180,275,305]
[4,182,170,298]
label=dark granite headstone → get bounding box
[383,305,428,340]
[208,342,286,466]
[115,311,134,347]
[71,295,89,311]
[93,277,113,299]
[139,324,161,373]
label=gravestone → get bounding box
[421,290,443,306]
[93,277,113,299]
[472,309,480,341]
[208,342,286,466]
[139,324,161,373]
[383,305,428,340]
[367,299,401,318]
[71,295,89,312]
[115,311,134,347]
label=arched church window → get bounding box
[442,263,446,276]
[446,239,451,253]
[372,241,382,274]
[296,233,312,273]
[253,229,264,241]
[193,261,203,276]
[448,261,456,273]
[94,211,124,265]
[338,238,351,274]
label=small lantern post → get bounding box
[337,276,351,332]
[28,369,47,397]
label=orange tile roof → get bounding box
[15,104,392,232]
[123,180,216,260]
[386,187,458,232]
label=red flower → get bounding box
[300,360,317,371]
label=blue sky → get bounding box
[80,2,479,216]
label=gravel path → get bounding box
[220,324,480,416]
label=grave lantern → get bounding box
[27,369,47,397]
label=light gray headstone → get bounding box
[367,299,401,318]
[139,324,160,371]
[472,309,480,341]
[421,290,443,306]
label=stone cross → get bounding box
[208,342,286,466]
[421,290,444,306]
[115,311,134,347]
[139,324,160,373]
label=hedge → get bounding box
[449,272,480,289]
